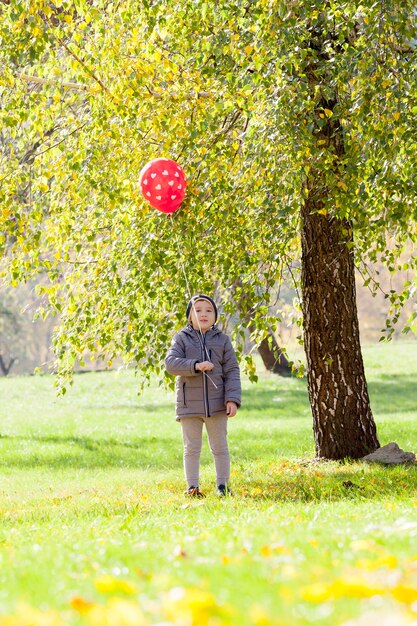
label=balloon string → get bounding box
[169,216,218,390]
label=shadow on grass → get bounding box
[0,433,183,469]
[238,462,417,502]
[0,429,314,470]
[368,374,417,415]
[239,371,417,419]
[240,372,417,418]
[0,371,415,473]
[240,387,310,418]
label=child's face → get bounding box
[189,299,216,333]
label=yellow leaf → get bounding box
[392,112,400,121]
[302,578,384,603]
[260,545,271,557]
[87,599,146,626]
[337,180,348,191]
[244,44,253,55]
[301,582,332,603]
[94,575,137,595]
[379,555,398,568]
[164,587,228,625]
[331,578,384,599]
[249,604,280,626]
[351,539,375,552]
[70,596,95,614]
[42,5,53,17]
[38,176,49,193]
[0,604,65,626]
[323,108,333,117]
[391,585,417,605]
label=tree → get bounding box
[0,282,56,374]
[1,1,416,458]
[232,278,292,376]
[0,293,20,376]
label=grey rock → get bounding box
[361,442,416,465]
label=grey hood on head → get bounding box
[185,294,218,323]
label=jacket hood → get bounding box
[185,294,218,323]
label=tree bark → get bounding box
[301,206,380,459]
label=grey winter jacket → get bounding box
[165,324,241,420]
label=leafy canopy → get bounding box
[1,0,416,390]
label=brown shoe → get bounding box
[184,486,205,497]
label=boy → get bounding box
[165,294,241,496]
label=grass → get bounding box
[0,341,416,625]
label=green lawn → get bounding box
[0,341,416,626]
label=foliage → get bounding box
[0,342,417,625]
[1,1,417,388]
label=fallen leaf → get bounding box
[94,575,137,595]
[174,545,188,558]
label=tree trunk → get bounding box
[255,329,292,376]
[301,206,380,459]
[0,354,16,376]
[300,17,380,459]
[231,278,292,376]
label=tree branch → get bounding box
[18,73,88,91]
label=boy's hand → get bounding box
[226,401,238,417]
[196,361,214,372]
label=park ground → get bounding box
[0,341,416,625]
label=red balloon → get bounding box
[139,158,186,213]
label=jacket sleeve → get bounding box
[223,336,241,407]
[165,333,200,377]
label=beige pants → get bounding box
[180,415,230,488]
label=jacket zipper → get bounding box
[202,334,210,417]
